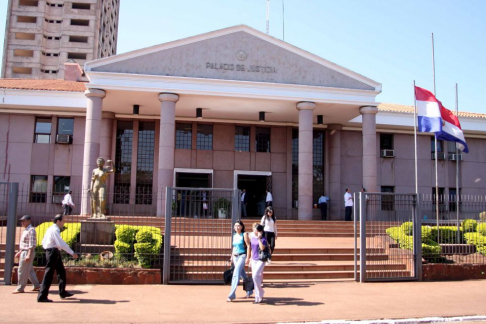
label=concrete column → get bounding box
[156,93,179,217]
[100,112,115,196]
[328,124,342,220]
[360,106,379,193]
[81,89,106,215]
[297,101,316,220]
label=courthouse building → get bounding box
[0,25,485,220]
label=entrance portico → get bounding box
[81,25,381,219]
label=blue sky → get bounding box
[1,0,485,113]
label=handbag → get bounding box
[223,266,234,285]
[242,276,254,292]
[258,246,271,262]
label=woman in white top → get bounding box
[260,206,277,263]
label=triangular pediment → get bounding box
[86,25,379,91]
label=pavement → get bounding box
[1,280,486,324]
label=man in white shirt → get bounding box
[318,195,329,220]
[62,191,75,216]
[37,214,78,303]
[344,188,353,221]
[265,189,273,207]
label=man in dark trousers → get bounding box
[37,214,78,302]
[241,189,248,217]
[318,195,329,220]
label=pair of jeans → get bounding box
[38,249,67,301]
[228,254,253,299]
[17,250,40,292]
[251,259,266,302]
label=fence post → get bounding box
[163,187,172,285]
[359,192,366,283]
[353,193,358,282]
[414,194,423,281]
[232,189,240,223]
[4,183,19,285]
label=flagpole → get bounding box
[455,83,460,243]
[432,32,440,241]
[413,81,418,194]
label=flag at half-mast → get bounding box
[415,86,442,133]
[436,105,469,153]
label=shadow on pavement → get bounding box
[262,297,323,306]
[264,283,315,289]
[60,299,130,304]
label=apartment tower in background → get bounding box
[1,0,120,79]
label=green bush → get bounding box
[114,240,132,255]
[386,225,441,262]
[34,222,81,265]
[113,225,163,268]
[477,223,486,236]
[421,226,433,241]
[401,222,413,235]
[429,226,463,244]
[115,226,137,243]
[461,219,478,232]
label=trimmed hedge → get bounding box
[462,219,478,232]
[386,224,441,262]
[35,222,81,264]
[477,223,486,236]
[114,225,163,268]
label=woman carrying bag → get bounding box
[248,223,269,304]
[261,206,277,263]
[227,220,253,302]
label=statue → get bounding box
[89,157,115,219]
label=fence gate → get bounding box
[163,187,240,284]
[355,193,421,282]
[0,183,19,285]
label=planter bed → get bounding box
[423,263,486,281]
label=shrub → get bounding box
[115,226,137,243]
[421,226,433,241]
[34,222,81,265]
[461,219,478,232]
[477,223,486,236]
[429,226,462,244]
[401,222,413,235]
[479,211,486,223]
[422,242,441,262]
[114,240,132,256]
[134,228,162,268]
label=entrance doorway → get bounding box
[237,174,271,217]
[175,171,212,188]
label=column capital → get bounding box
[296,101,316,110]
[158,93,179,103]
[85,88,106,99]
[327,124,343,131]
[359,106,379,115]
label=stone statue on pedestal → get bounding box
[89,157,115,219]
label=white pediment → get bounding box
[86,25,380,91]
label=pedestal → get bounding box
[80,219,116,245]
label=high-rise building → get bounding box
[1,0,120,80]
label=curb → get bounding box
[280,315,486,324]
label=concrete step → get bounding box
[171,263,407,272]
[171,247,383,254]
[172,253,388,262]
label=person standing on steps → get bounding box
[62,191,75,216]
[37,214,78,303]
[318,194,329,220]
[241,189,248,217]
[344,188,353,221]
[265,189,273,207]
[260,206,277,264]
[12,215,40,294]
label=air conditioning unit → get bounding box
[57,134,72,144]
[380,149,395,158]
[449,153,463,161]
[431,152,446,160]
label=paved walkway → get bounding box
[1,280,486,324]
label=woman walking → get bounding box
[261,206,277,263]
[227,220,253,301]
[248,223,268,304]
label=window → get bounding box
[136,122,155,205]
[313,131,325,203]
[381,186,395,211]
[15,32,35,40]
[12,67,32,74]
[449,188,460,212]
[197,125,213,150]
[67,52,87,60]
[30,175,48,203]
[255,128,270,152]
[175,123,192,149]
[14,49,34,57]
[380,133,394,150]
[235,126,250,152]
[114,121,133,204]
[72,3,91,9]
[53,176,70,203]
[17,16,37,23]
[43,35,61,40]
[57,118,74,135]
[69,36,88,43]
[291,129,298,205]
[70,19,90,26]
[432,187,445,212]
[42,52,59,57]
[431,137,443,152]
[447,141,457,154]
[19,0,38,6]
[34,118,51,143]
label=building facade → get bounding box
[2,0,120,80]
[0,25,485,220]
